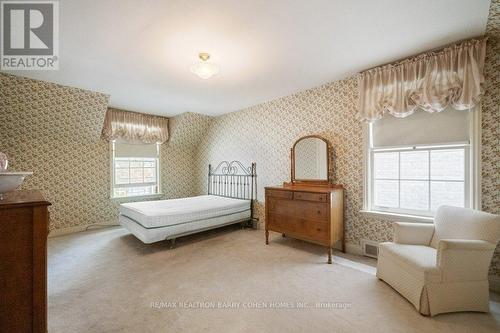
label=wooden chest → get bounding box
[265,185,344,264]
[0,190,50,332]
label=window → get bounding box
[111,141,161,198]
[372,146,468,216]
[364,107,479,218]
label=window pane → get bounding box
[431,149,464,181]
[374,152,399,179]
[115,169,130,185]
[430,181,464,210]
[374,180,399,208]
[126,186,153,196]
[113,186,157,198]
[115,160,129,168]
[144,168,156,182]
[114,188,127,197]
[113,156,159,197]
[130,161,143,168]
[400,181,429,210]
[400,151,428,180]
[130,168,144,183]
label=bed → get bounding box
[119,161,257,244]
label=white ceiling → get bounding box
[3,0,491,116]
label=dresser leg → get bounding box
[327,247,332,264]
[265,230,269,245]
[282,233,286,238]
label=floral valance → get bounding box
[101,108,169,144]
[358,38,487,122]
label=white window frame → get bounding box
[362,107,481,222]
[110,141,162,199]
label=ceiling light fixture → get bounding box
[190,52,219,79]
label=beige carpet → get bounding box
[48,226,500,333]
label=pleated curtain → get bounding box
[101,108,169,144]
[358,38,487,122]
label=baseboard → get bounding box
[49,225,88,237]
[49,224,120,238]
[345,242,363,256]
[489,275,500,293]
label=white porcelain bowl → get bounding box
[0,172,33,196]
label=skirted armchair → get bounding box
[377,206,500,316]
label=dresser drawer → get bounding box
[267,198,293,215]
[266,189,293,199]
[267,198,328,221]
[293,191,328,202]
[307,221,330,242]
[297,202,329,221]
[267,214,329,242]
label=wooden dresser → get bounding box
[265,184,344,264]
[0,190,50,333]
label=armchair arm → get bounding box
[437,239,497,282]
[438,239,496,251]
[393,222,434,245]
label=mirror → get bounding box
[292,136,329,183]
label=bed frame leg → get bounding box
[170,238,176,249]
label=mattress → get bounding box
[119,209,251,244]
[119,195,251,229]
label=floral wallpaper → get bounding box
[0,74,210,232]
[160,112,212,199]
[482,0,500,276]
[194,0,500,278]
[0,0,497,278]
[195,77,394,246]
[0,74,115,231]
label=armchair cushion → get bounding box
[394,222,434,245]
[379,243,441,283]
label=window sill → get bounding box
[111,193,164,201]
[360,210,434,223]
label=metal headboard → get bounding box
[208,161,257,218]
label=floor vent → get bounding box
[361,239,379,259]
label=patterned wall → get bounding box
[482,0,500,276]
[0,74,210,231]
[160,112,212,199]
[195,77,394,246]
[0,73,116,231]
[0,0,497,274]
[195,1,500,277]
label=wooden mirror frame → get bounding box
[289,135,332,187]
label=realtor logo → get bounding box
[1,0,59,70]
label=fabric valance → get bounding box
[101,108,169,144]
[358,38,486,122]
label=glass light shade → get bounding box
[190,61,219,79]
